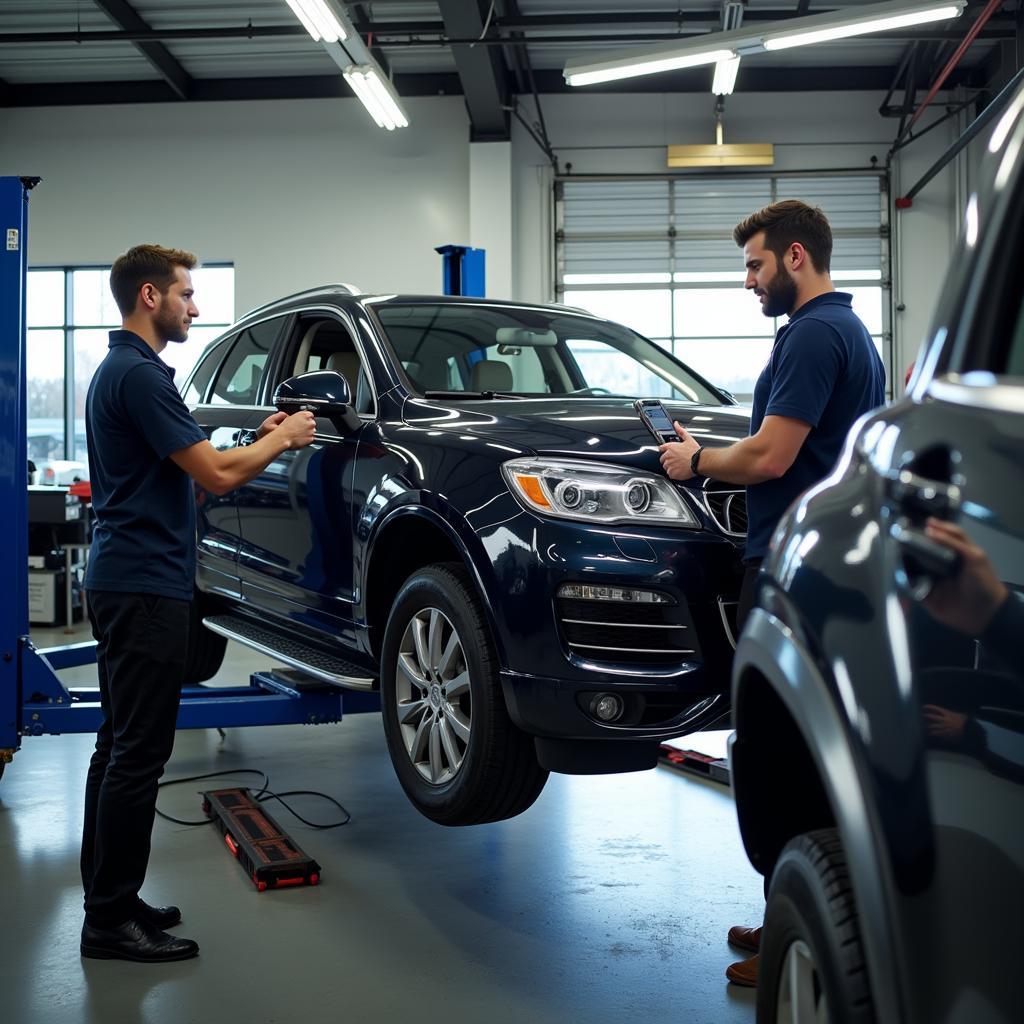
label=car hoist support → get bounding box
[0,176,377,776]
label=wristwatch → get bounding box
[690,445,705,479]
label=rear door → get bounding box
[186,315,291,597]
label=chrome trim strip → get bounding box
[561,619,686,630]
[568,643,696,654]
[201,618,376,691]
[718,598,738,650]
[928,374,1024,415]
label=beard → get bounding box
[155,303,189,344]
[760,263,797,318]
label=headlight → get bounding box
[502,458,699,527]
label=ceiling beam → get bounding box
[2,62,987,110]
[437,0,510,141]
[91,0,192,100]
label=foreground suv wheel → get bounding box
[183,590,227,685]
[758,829,875,1024]
[381,563,548,825]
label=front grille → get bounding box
[555,595,700,667]
[702,481,747,537]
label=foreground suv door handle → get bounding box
[885,469,962,520]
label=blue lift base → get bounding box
[17,638,378,739]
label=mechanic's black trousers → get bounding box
[81,591,190,928]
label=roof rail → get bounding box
[239,283,362,321]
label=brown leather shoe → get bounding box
[725,953,759,988]
[727,924,762,953]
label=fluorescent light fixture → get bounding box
[712,56,741,95]
[763,1,964,50]
[343,65,409,130]
[565,47,735,87]
[285,0,349,43]
[565,0,966,86]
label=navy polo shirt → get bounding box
[84,330,207,600]
[745,292,885,561]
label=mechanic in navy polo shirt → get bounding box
[659,200,885,989]
[80,245,316,964]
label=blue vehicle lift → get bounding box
[1,176,375,776]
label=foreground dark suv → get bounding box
[731,86,1024,1021]
[181,295,749,823]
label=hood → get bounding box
[402,396,750,470]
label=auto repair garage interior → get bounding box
[1,2,1021,1023]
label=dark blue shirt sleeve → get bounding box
[764,316,846,428]
[119,362,207,460]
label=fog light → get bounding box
[590,692,625,723]
[558,583,670,604]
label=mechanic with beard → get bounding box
[658,200,885,988]
[80,245,316,964]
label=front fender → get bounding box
[732,607,905,1024]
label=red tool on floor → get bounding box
[202,787,321,891]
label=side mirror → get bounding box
[273,370,360,432]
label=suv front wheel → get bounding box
[380,563,548,825]
[759,829,875,1024]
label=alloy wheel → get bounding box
[776,939,830,1024]
[395,607,472,784]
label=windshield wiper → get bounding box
[422,391,524,400]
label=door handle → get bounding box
[890,519,962,591]
[886,469,962,520]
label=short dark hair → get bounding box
[733,200,832,273]
[109,244,197,316]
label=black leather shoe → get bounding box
[137,899,182,929]
[81,916,199,963]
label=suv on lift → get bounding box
[730,86,1024,1022]
[181,294,750,825]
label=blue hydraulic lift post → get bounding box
[0,175,376,766]
[0,176,35,766]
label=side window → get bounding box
[1006,303,1024,378]
[285,314,375,415]
[181,336,231,405]
[208,317,283,406]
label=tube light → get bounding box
[763,2,963,50]
[712,56,741,95]
[343,65,409,130]
[285,0,348,44]
[566,48,736,87]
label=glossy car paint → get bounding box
[185,295,750,748]
[731,86,1024,1022]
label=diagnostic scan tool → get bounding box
[634,398,680,445]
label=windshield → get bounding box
[373,302,724,404]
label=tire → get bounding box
[380,563,548,826]
[758,829,875,1024]
[183,590,227,685]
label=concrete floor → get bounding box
[2,626,761,1024]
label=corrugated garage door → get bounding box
[555,172,890,400]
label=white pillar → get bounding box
[469,141,512,299]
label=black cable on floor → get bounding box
[155,768,352,829]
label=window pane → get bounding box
[73,329,115,465]
[675,287,775,338]
[564,338,708,401]
[72,269,121,326]
[163,325,226,385]
[674,338,772,401]
[846,287,884,336]
[27,270,65,327]
[563,289,671,339]
[27,328,65,463]
[209,318,282,405]
[192,266,234,325]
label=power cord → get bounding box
[155,768,352,829]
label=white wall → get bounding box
[1,88,963,384]
[0,96,471,315]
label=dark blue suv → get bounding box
[181,295,749,824]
